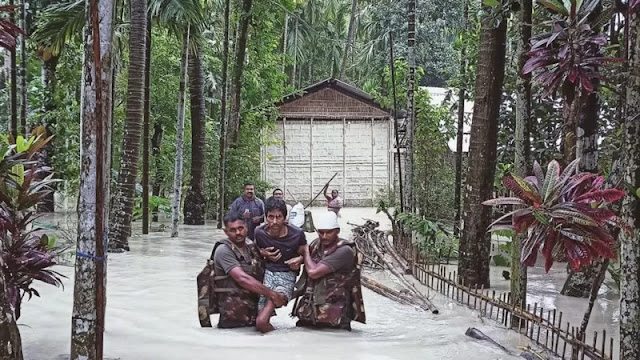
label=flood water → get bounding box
[17,208,614,359]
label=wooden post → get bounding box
[387,115,392,201]
[310,117,314,202]
[545,310,551,347]
[556,312,563,354]
[371,117,375,205]
[283,117,287,198]
[531,303,538,338]
[537,307,543,344]
[342,117,347,206]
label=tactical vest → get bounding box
[196,239,264,328]
[292,238,366,329]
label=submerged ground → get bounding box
[18,207,618,359]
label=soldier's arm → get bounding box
[301,247,334,280]
[228,267,285,306]
[303,245,354,280]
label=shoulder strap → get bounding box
[210,241,225,260]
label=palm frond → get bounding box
[31,0,84,56]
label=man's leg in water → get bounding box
[256,298,276,333]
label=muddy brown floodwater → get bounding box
[18,208,612,359]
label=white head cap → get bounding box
[314,211,340,230]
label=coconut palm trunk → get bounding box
[9,0,17,139]
[70,0,115,356]
[457,0,508,288]
[37,54,59,213]
[19,0,27,136]
[142,16,151,234]
[151,122,164,222]
[216,0,231,229]
[108,0,148,250]
[226,0,254,146]
[454,0,469,237]
[171,28,190,237]
[184,44,206,225]
[620,5,640,358]
[511,0,532,325]
[404,0,416,213]
[338,0,358,80]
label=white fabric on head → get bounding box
[314,211,340,230]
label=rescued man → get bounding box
[271,188,292,223]
[254,196,306,333]
[213,211,288,329]
[292,211,366,330]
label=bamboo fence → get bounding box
[393,236,615,360]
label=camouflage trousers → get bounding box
[258,269,297,310]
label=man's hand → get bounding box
[252,215,262,224]
[285,256,303,271]
[269,291,288,308]
[243,210,250,219]
[260,247,282,262]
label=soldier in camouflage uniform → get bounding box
[292,212,366,330]
[197,212,287,329]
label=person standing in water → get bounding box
[254,197,306,333]
[323,184,343,214]
[230,182,265,240]
[292,211,366,330]
[211,212,287,329]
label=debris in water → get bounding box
[349,220,438,314]
[465,327,514,355]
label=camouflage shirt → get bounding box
[212,239,264,328]
[293,238,366,329]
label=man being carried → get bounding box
[212,212,287,329]
[230,182,265,240]
[292,211,366,330]
[254,197,306,333]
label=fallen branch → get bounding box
[349,220,439,314]
[362,275,430,311]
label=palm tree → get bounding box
[216,0,231,229]
[171,27,190,237]
[142,14,152,234]
[404,0,416,213]
[511,0,532,325]
[108,0,148,251]
[457,0,508,287]
[70,0,115,356]
[226,0,254,146]
[620,2,640,357]
[184,44,206,225]
[339,0,358,80]
[9,0,18,139]
[31,0,85,213]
